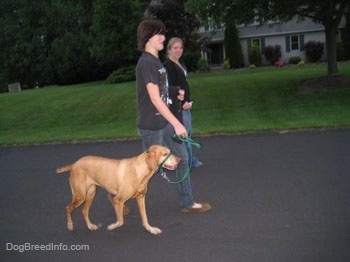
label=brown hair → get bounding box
[137,19,166,51]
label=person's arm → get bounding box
[168,62,192,111]
[146,82,187,137]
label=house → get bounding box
[199,16,347,67]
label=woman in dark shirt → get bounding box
[164,37,203,168]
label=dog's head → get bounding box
[146,145,180,171]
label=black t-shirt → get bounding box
[136,52,169,130]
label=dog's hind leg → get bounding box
[65,171,87,231]
[82,184,99,230]
[66,195,85,231]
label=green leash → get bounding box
[159,134,202,184]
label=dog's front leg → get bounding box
[136,194,162,235]
[107,197,125,230]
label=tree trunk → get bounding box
[324,23,339,76]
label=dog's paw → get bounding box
[148,226,162,235]
[87,223,99,231]
[67,222,74,231]
[107,221,123,230]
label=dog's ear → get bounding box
[145,149,158,170]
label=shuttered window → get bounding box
[291,35,299,50]
[286,34,304,52]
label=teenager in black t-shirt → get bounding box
[136,19,211,213]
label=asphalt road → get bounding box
[1,129,349,262]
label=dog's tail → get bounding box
[56,165,73,174]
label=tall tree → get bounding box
[186,0,350,75]
[90,0,143,73]
[0,0,96,88]
[0,0,48,89]
[224,16,244,68]
[0,0,144,91]
[147,0,201,58]
[42,0,95,85]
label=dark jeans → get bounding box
[138,123,194,208]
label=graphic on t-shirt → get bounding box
[158,67,172,107]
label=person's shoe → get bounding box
[181,202,211,213]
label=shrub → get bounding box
[275,61,284,67]
[248,44,262,66]
[298,61,305,66]
[197,57,210,72]
[289,56,301,64]
[107,66,135,83]
[304,41,324,62]
[223,59,230,69]
[264,45,282,65]
[249,64,256,69]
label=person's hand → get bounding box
[182,101,192,110]
[174,123,187,138]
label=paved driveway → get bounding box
[1,129,349,262]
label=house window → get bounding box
[290,35,299,50]
[286,34,304,52]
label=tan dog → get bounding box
[56,145,180,235]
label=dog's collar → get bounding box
[159,153,172,167]
[158,153,172,183]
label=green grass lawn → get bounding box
[1,63,350,145]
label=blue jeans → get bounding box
[138,123,194,208]
[182,110,201,167]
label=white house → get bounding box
[199,16,347,67]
